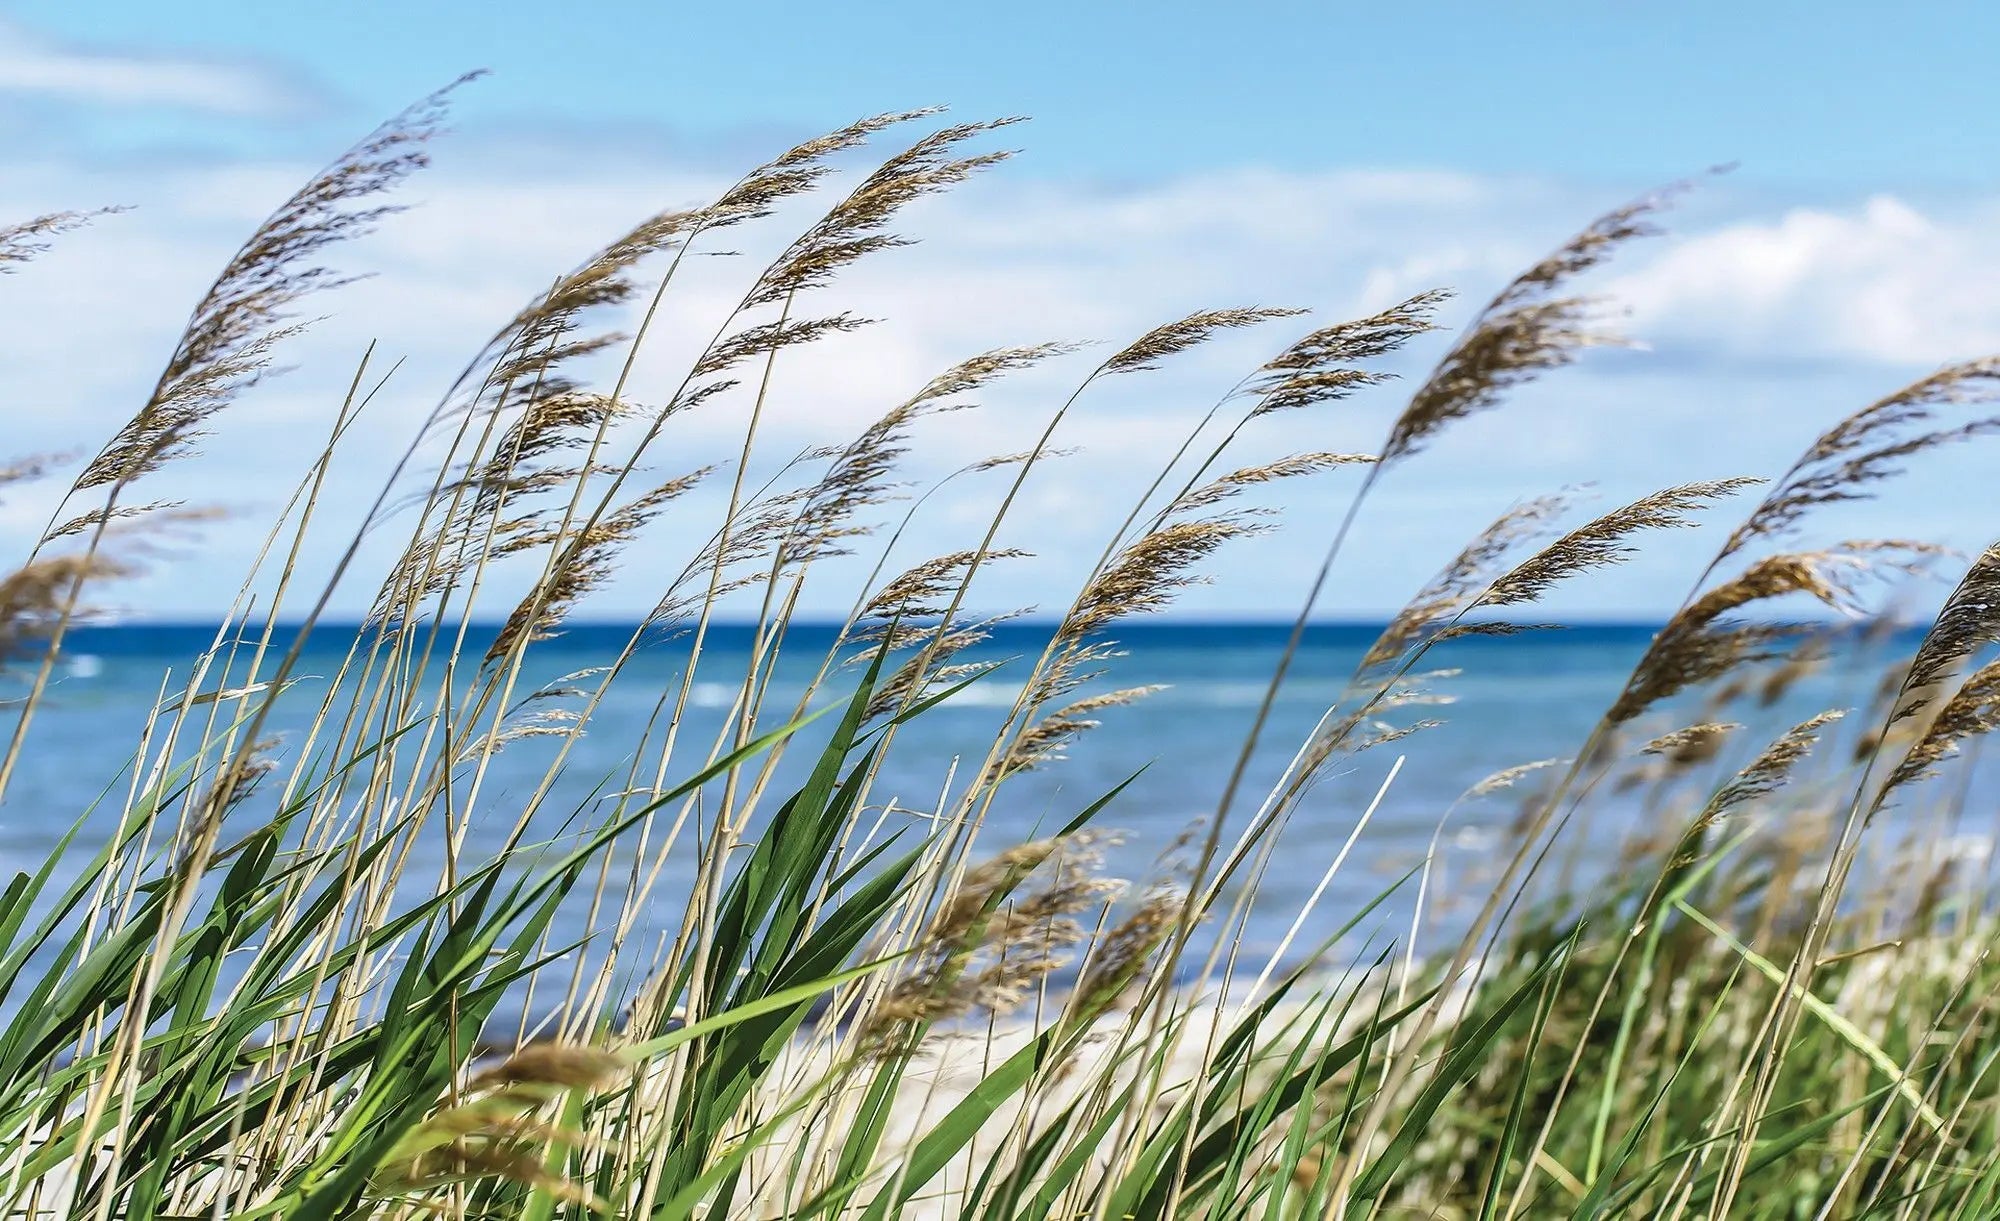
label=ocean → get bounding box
[4,619,1970,1008]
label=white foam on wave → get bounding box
[64,654,101,680]
[689,682,737,709]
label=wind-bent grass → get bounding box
[5,93,2000,1219]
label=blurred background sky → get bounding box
[5,2,1999,620]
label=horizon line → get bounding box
[64,613,1909,631]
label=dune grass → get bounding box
[5,88,2000,1218]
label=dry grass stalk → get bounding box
[861,550,1032,627]
[466,1042,629,1094]
[1166,453,1375,516]
[1248,290,1448,417]
[467,110,939,404]
[484,472,707,663]
[0,208,120,270]
[1103,307,1304,375]
[67,80,464,508]
[863,615,1024,721]
[1379,192,1675,467]
[748,118,1024,308]
[991,686,1168,782]
[1643,721,1741,766]
[1721,360,2000,557]
[982,479,1284,778]
[1062,519,1265,646]
[1463,757,1568,800]
[861,835,1122,1050]
[1882,659,2000,799]
[373,1043,630,1208]
[1359,494,1572,673]
[1479,478,1763,608]
[381,111,955,646]
[1700,709,1844,825]
[776,347,1073,575]
[1888,543,2000,726]
[1073,886,1187,1013]
[0,554,131,668]
[1610,545,1927,724]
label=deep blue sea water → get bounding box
[4,619,1975,1013]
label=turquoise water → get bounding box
[3,620,1962,1010]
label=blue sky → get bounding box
[14,1,2000,189]
[4,4,1999,619]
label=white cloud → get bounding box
[1612,194,2000,366]
[0,20,309,116]
[5,122,1999,622]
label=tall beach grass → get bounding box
[5,90,2000,1218]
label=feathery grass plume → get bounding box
[1296,670,1458,776]
[1888,660,2000,792]
[776,346,1074,573]
[1888,543,2000,724]
[385,114,944,627]
[991,685,1168,781]
[1062,517,1267,645]
[1166,453,1376,516]
[864,614,1023,720]
[861,549,1032,627]
[861,835,1121,1050]
[1345,716,1445,756]
[1065,439,1383,757]
[970,447,1074,472]
[462,393,636,512]
[464,110,936,400]
[1358,493,1573,672]
[373,1043,630,1208]
[463,667,611,759]
[0,209,122,271]
[415,116,925,516]
[642,498,802,628]
[689,312,873,384]
[1698,709,1845,826]
[42,499,225,543]
[1103,307,1305,375]
[1880,661,2000,797]
[467,1042,629,1094]
[1477,477,1763,607]
[1643,721,1742,765]
[1248,290,1449,417]
[1073,885,1187,1015]
[710,108,943,225]
[483,473,704,663]
[1721,359,2000,557]
[1871,545,2000,799]
[217,735,284,809]
[1379,190,1677,466]
[748,117,1024,307]
[388,394,662,607]
[0,453,68,490]
[1609,544,1924,724]
[1464,757,1568,799]
[0,554,130,669]
[1004,501,1272,774]
[64,79,466,511]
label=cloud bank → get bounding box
[0,19,315,117]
